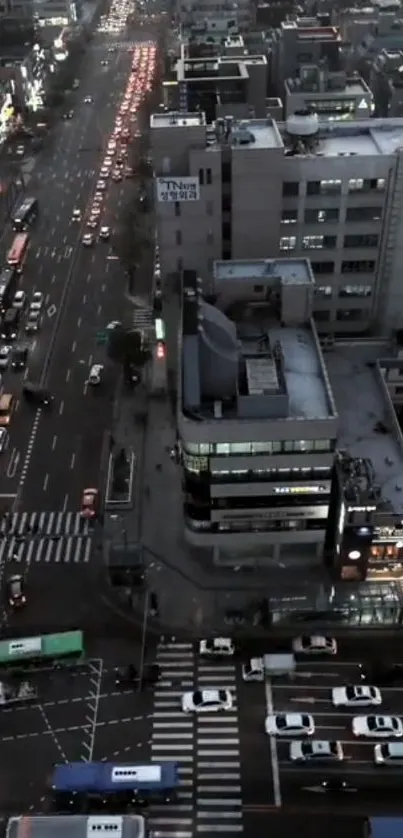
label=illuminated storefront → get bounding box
[0,92,15,144]
[367,524,403,580]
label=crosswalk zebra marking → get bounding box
[0,511,90,536]
[148,641,244,838]
[0,511,93,564]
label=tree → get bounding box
[107,327,151,370]
[112,211,151,275]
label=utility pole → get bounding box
[138,584,150,692]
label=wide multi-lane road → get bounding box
[0,27,150,521]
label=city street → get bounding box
[0,26,153,517]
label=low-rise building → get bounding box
[271,18,343,95]
[178,259,338,568]
[284,67,373,121]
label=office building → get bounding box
[270,18,343,95]
[178,260,338,568]
[284,67,373,121]
[163,43,268,120]
[151,111,403,337]
[370,49,403,117]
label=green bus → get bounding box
[0,630,84,671]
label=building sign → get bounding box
[156,177,200,203]
[218,505,329,522]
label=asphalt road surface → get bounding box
[0,27,150,516]
[1,637,402,833]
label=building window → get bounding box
[311,261,335,275]
[320,179,342,195]
[206,200,214,216]
[339,285,372,298]
[281,209,298,224]
[280,236,296,251]
[348,178,364,192]
[206,168,212,185]
[341,259,376,274]
[346,206,382,222]
[344,234,379,248]
[314,310,331,322]
[336,309,364,321]
[282,181,299,197]
[175,229,182,245]
[302,235,336,250]
[199,168,204,185]
[306,181,320,195]
[304,208,339,223]
[314,286,332,298]
[174,201,181,217]
[254,284,264,293]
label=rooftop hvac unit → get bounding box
[286,109,319,138]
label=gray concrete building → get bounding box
[270,18,343,95]
[178,259,338,566]
[370,48,403,116]
[163,43,268,121]
[284,67,373,121]
[151,110,403,337]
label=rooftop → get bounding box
[181,265,335,424]
[285,75,370,96]
[326,343,403,515]
[150,111,205,129]
[214,258,313,284]
[6,817,144,838]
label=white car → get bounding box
[72,208,81,221]
[265,713,315,737]
[30,292,43,312]
[0,345,11,369]
[332,685,382,708]
[96,180,107,191]
[352,715,403,738]
[12,290,26,310]
[99,226,111,240]
[82,234,94,247]
[25,311,41,333]
[290,740,344,763]
[88,364,104,385]
[181,689,233,714]
[292,636,337,656]
[199,638,234,657]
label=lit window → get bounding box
[339,285,372,298]
[281,210,297,224]
[376,178,386,190]
[303,235,324,250]
[314,286,332,298]
[280,236,296,251]
[348,178,364,192]
[320,179,341,194]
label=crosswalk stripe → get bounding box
[0,511,93,565]
[0,511,90,536]
[149,640,244,837]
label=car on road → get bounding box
[0,346,11,369]
[63,110,74,119]
[99,226,110,240]
[352,715,403,738]
[360,662,403,686]
[332,685,382,708]
[0,427,8,453]
[16,145,25,156]
[2,309,19,340]
[84,96,93,103]
[265,713,315,737]
[88,363,104,385]
[12,290,26,310]
[302,780,358,795]
[7,574,26,608]
[290,740,344,763]
[292,635,337,655]
[30,292,43,312]
[72,208,81,221]
[81,487,99,518]
[23,382,53,407]
[112,170,122,181]
[182,688,233,714]
[11,344,28,370]
[25,310,41,333]
[374,742,403,765]
[82,233,94,247]
[199,638,235,657]
[96,180,107,191]
[87,217,99,229]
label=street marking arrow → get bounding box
[47,304,57,318]
[290,697,317,703]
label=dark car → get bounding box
[114,663,160,688]
[360,661,403,686]
[7,574,26,608]
[11,344,28,370]
[23,382,53,408]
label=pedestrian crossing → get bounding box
[149,641,244,838]
[131,304,154,338]
[0,512,93,565]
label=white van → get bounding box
[374,742,403,766]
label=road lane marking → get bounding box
[59,400,64,415]
[70,452,76,470]
[72,340,76,352]
[6,449,20,479]
[43,474,49,492]
[63,493,69,512]
[66,369,71,382]
[52,435,57,450]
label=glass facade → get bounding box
[268,581,403,627]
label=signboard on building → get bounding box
[156,177,200,203]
